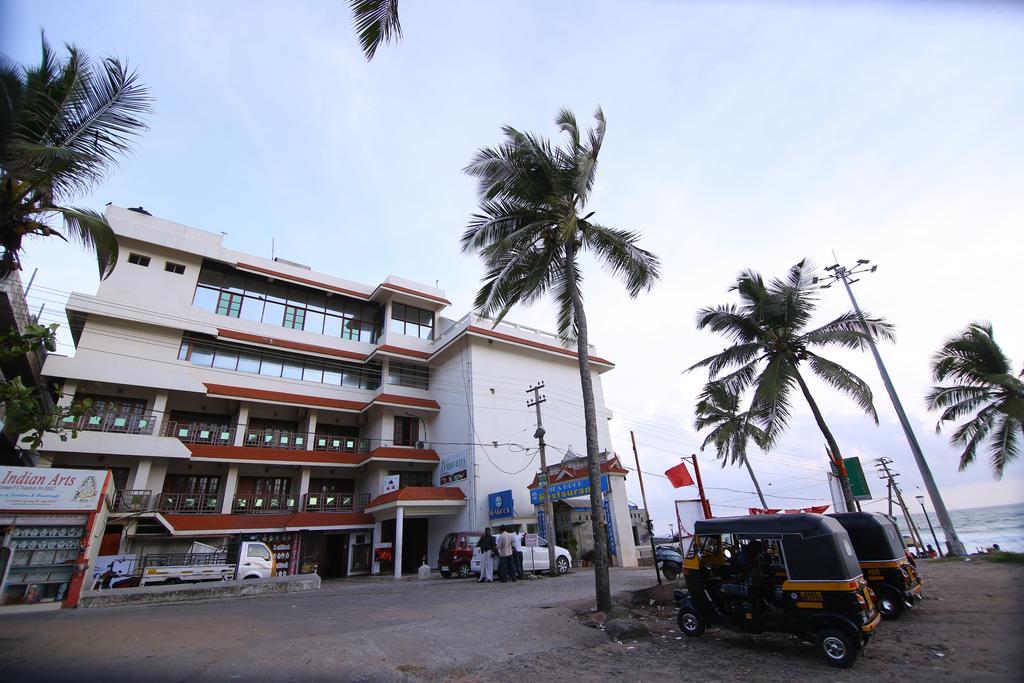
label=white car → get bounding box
[470,538,572,576]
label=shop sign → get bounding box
[488,490,514,520]
[603,498,617,557]
[0,466,106,511]
[523,533,539,547]
[530,474,609,505]
[439,454,468,486]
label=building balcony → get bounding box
[312,435,370,453]
[163,421,235,445]
[231,493,298,514]
[111,489,153,513]
[241,428,307,450]
[302,492,370,512]
[60,412,158,435]
[155,492,222,514]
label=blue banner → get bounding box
[603,497,617,556]
[530,474,609,505]
[488,489,515,520]
[538,509,547,541]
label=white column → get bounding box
[298,467,311,509]
[130,458,153,491]
[393,507,404,578]
[305,410,318,451]
[606,475,639,568]
[372,520,383,574]
[233,404,250,447]
[57,379,78,409]
[220,464,239,514]
[151,391,169,432]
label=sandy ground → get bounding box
[437,557,1024,682]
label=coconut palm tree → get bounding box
[0,35,151,280]
[926,322,1023,478]
[694,381,770,508]
[349,0,402,61]
[687,260,894,510]
[461,107,660,612]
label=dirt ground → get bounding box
[434,557,1024,682]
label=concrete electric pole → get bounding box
[816,259,966,556]
[527,382,558,575]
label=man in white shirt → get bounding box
[511,529,524,579]
[496,526,516,582]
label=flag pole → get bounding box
[630,431,661,584]
[690,454,712,519]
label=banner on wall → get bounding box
[383,475,400,493]
[439,454,468,486]
[488,490,515,520]
[0,466,107,511]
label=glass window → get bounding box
[388,362,429,390]
[286,287,307,308]
[262,301,285,326]
[394,416,419,446]
[307,293,326,313]
[224,272,246,293]
[190,345,215,367]
[178,340,190,360]
[165,262,186,274]
[259,358,282,377]
[266,282,288,303]
[326,297,345,316]
[244,277,267,298]
[216,291,242,317]
[302,365,323,383]
[127,253,150,267]
[323,315,342,337]
[197,266,224,288]
[282,361,303,380]
[390,302,433,340]
[237,353,261,374]
[322,368,342,385]
[193,286,218,312]
[304,310,325,335]
[247,544,272,560]
[240,296,264,322]
[342,369,360,388]
[283,306,305,330]
[212,349,239,370]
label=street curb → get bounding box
[78,573,321,608]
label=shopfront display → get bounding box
[243,532,297,576]
[1,517,86,605]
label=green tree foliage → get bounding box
[687,260,894,510]
[694,381,770,507]
[461,108,660,611]
[349,0,402,61]
[927,322,1023,478]
[1,34,151,279]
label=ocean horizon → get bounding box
[891,501,1024,554]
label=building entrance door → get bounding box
[401,518,428,574]
[322,534,349,579]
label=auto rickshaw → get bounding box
[829,512,923,619]
[674,514,881,668]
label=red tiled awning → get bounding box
[367,486,466,509]
[367,447,439,463]
[162,511,374,535]
[187,444,365,466]
[526,456,630,489]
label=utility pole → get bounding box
[874,458,925,552]
[916,495,944,558]
[816,259,966,555]
[527,382,558,576]
[630,431,661,585]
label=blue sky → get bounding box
[4,1,1023,534]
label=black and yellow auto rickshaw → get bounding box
[674,514,881,668]
[829,512,923,619]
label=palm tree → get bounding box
[694,381,770,508]
[926,322,1023,478]
[461,107,660,612]
[349,0,402,61]
[687,260,894,510]
[1,35,151,280]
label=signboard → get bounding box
[674,499,708,544]
[843,457,872,501]
[523,533,539,547]
[382,475,400,493]
[439,454,468,487]
[488,490,515,520]
[530,474,609,505]
[0,466,107,511]
[603,498,617,557]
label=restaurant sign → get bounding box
[439,454,468,486]
[0,466,107,511]
[530,474,609,505]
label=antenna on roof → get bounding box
[272,238,275,260]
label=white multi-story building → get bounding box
[37,206,638,578]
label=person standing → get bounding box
[496,526,516,582]
[512,529,525,579]
[477,527,495,582]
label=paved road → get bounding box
[0,568,656,682]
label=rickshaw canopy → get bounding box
[829,512,906,562]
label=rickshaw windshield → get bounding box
[686,534,722,559]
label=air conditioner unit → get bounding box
[415,440,427,450]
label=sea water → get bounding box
[890,502,1024,554]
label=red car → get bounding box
[438,531,482,578]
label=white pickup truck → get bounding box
[137,540,275,586]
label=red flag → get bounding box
[665,462,695,488]
[805,505,830,514]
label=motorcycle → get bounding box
[655,544,683,581]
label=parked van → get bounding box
[438,531,572,578]
[137,540,275,586]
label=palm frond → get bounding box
[50,206,118,279]
[988,412,1021,478]
[805,352,878,423]
[802,310,895,348]
[349,0,402,61]
[749,353,797,439]
[580,222,660,296]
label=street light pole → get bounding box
[916,495,944,558]
[816,260,966,556]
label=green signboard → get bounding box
[841,456,872,501]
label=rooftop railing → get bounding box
[61,412,157,435]
[302,492,370,512]
[155,492,222,514]
[242,429,306,450]
[312,435,370,453]
[164,421,235,445]
[231,493,298,514]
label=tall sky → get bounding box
[3,0,1022,535]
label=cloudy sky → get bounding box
[4,1,1022,536]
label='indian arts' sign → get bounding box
[0,466,108,511]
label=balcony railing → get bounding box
[231,493,298,514]
[61,412,157,435]
[302,492,370,512]
[156,492,222,514]
[111,489,152,512]
[165,421,235,445]
[312,435,370,453]
[242,429,306,450]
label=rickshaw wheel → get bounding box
[677,608,705,637]
[817,628,858,668]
